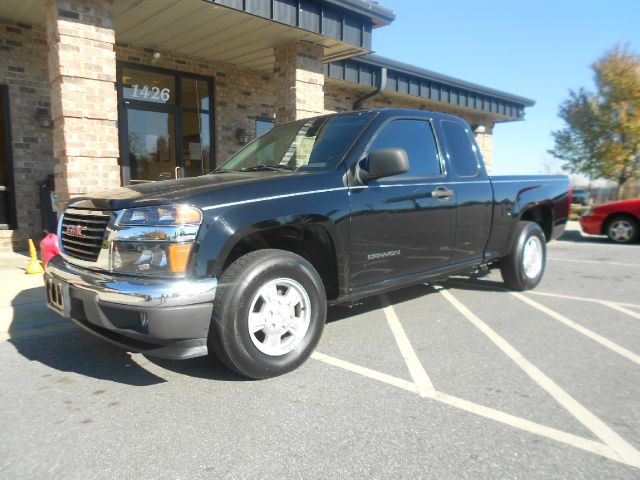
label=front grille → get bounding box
[60,211,110,262]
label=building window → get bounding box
[117,63,214,184]
[256,118,274,137]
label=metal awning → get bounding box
[1,0,395,70]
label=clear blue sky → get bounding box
[371,0,640,178]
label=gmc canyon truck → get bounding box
[44,109,569,379]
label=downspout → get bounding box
[353,67,387,110]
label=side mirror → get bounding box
[358,148,409,183]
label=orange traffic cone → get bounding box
[26,239,44,275]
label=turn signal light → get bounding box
[168,244,193,273]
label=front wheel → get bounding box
[500,221,546,291]
[605,215,638,244]
[209,249,326,379]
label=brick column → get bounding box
[273,42,325,124]
[46,0,119,210]
[473,125,494,174]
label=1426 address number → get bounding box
[130,84,171,102]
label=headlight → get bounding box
[112,206,202,276]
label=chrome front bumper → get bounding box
[43,255,218,359]
[45,254,217,308]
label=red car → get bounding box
[579,198,640,243]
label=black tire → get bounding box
[208,249,326,379]
[605,215,639,244]
[500,221,546,291]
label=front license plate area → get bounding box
[45,276,70,317]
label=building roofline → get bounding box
[360,54,535,106]
[323,1,396,26]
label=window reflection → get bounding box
[127,109,177,182]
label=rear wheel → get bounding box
[500,221,546,291]
[209,249,326,379]
[605,215,638,244]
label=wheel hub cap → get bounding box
[522,236,543,279]
[610,221,633,242]
[248,278,311,356]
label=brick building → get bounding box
[0,0,534,252]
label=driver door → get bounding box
[349,118,457,290]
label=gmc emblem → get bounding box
[64,224,86,238]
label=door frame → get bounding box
[0,85,17,230]
[116,61,215,185]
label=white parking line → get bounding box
[381,294,435,397]
[601,302,640,320]
[311,352,418,393]
[312,351,632,468]
[527,291,640,310]
[440,289,640,468]
[512,293,640,366]
[548,257,640,268]
[431,391,623,465]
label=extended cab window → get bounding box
[441,120,480,177]
[369,119,441,178]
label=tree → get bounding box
[549,45,640,199]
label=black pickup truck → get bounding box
[44,109,569,378]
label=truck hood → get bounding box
[67,172,293,210]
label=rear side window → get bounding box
[441,120,480,177]
[368,119,441,178]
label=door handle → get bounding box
[432,187,454,200]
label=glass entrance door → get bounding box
[126,108,177,183]
[118,64,214,184]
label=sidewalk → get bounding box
[0,252,73,341]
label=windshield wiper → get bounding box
[238,165,294,173]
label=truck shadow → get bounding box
[7,286,245,385]
[7,278,506,384]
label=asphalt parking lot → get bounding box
[1,223,639,479]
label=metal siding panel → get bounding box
[322,8,342,40]
[345,62,359,83]
[331,61,345,80]
[430,83,440,101]
[300,0,321,33]
[273,0,297,26]
[246,0,271,18]
[386,72,398,92]
[409,79,419,96]
[214,0,243,9]
[442,86,449,103]
[343,13,362,46]
[420,82,429,98]
[397,75,408,94]
[359,66,373,86]
[363,24,372,49]
[450,88,458,105]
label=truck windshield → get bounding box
[216,112,374,173]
